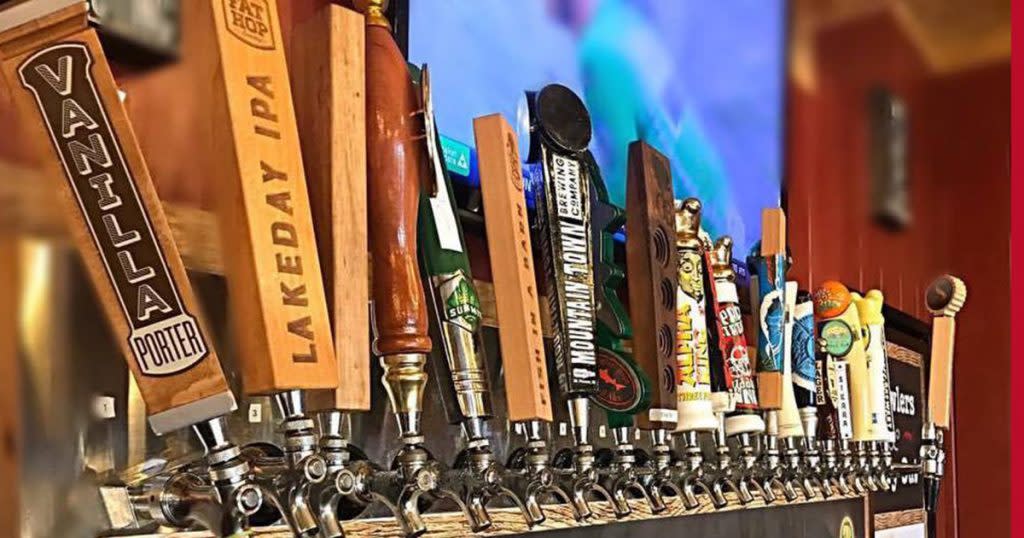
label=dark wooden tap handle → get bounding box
[363,3,431,356]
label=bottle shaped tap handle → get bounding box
[418,81,491,431]
[0,2,235,434]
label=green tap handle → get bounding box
[587,154,651,429]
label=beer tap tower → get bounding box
[708,237,770,504]
[852,290,898,491]
[521,83,612,520]
[747,209,798,502]
[474,113,571,526]
[624,141,688,508]
[589,149,661,517]
[922,276,965,517]
[204,0,346,533]
[0,2,261,535]
[812,281,866,495]
[416,69,528,531]
[673,199,727,508]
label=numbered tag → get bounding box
[558,422,568,437]
[598,425,607,438]
[635,429,642,441]
[248,403,263,423]
[92,396,116,419]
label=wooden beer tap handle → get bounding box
[474,113,552,423]
[625,141,679,430]
[0,1,233,434]
[206,0,338,395]
[288,4,370,411]
[359,0,431,357]
[925,275,966,429]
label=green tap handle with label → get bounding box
[587,154,652,430]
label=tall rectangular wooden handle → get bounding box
[473,113,552,423]
[287,3,370,412]
[928,316,956,429]
[207,0,339,395]
[0,4,233,434]
[625,141,679,430]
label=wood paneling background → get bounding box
[787,11,1010,538]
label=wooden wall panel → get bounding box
[787,11,1010,538]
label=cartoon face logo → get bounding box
[678,251,704,301]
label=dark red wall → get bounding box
[787,13,1010,538]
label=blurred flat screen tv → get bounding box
[409,0,785,256]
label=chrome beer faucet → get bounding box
[243,391,330,536]
[642,429,686,508]
[758,413,799,502]
[553,398,616,520]
[596,426,664,516]
[118,418,264,537]
[438,423,530,531]
[672,431,726,509]
[707,419,751,505]
[310,410,361,538]
[504,420,573,525]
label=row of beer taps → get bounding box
[0,0,963,537]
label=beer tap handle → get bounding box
[206,0,338,396]
[590,151,651,430]
[778,282,804,438]
[813,281,862,492]
[673,198,718,433]
[791,292,818,437]
[853,289,897,490]
[625,141,680,431]
[708,237,765,439]
[416,66,491,438]
[359,0,432,441]
[925,275,965,429]
[523,84,599,405]
[0,1,235,434]
[922,275,966,513]
[473,114,553,424]
[747,208,787,411]
[288,3,372,413]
